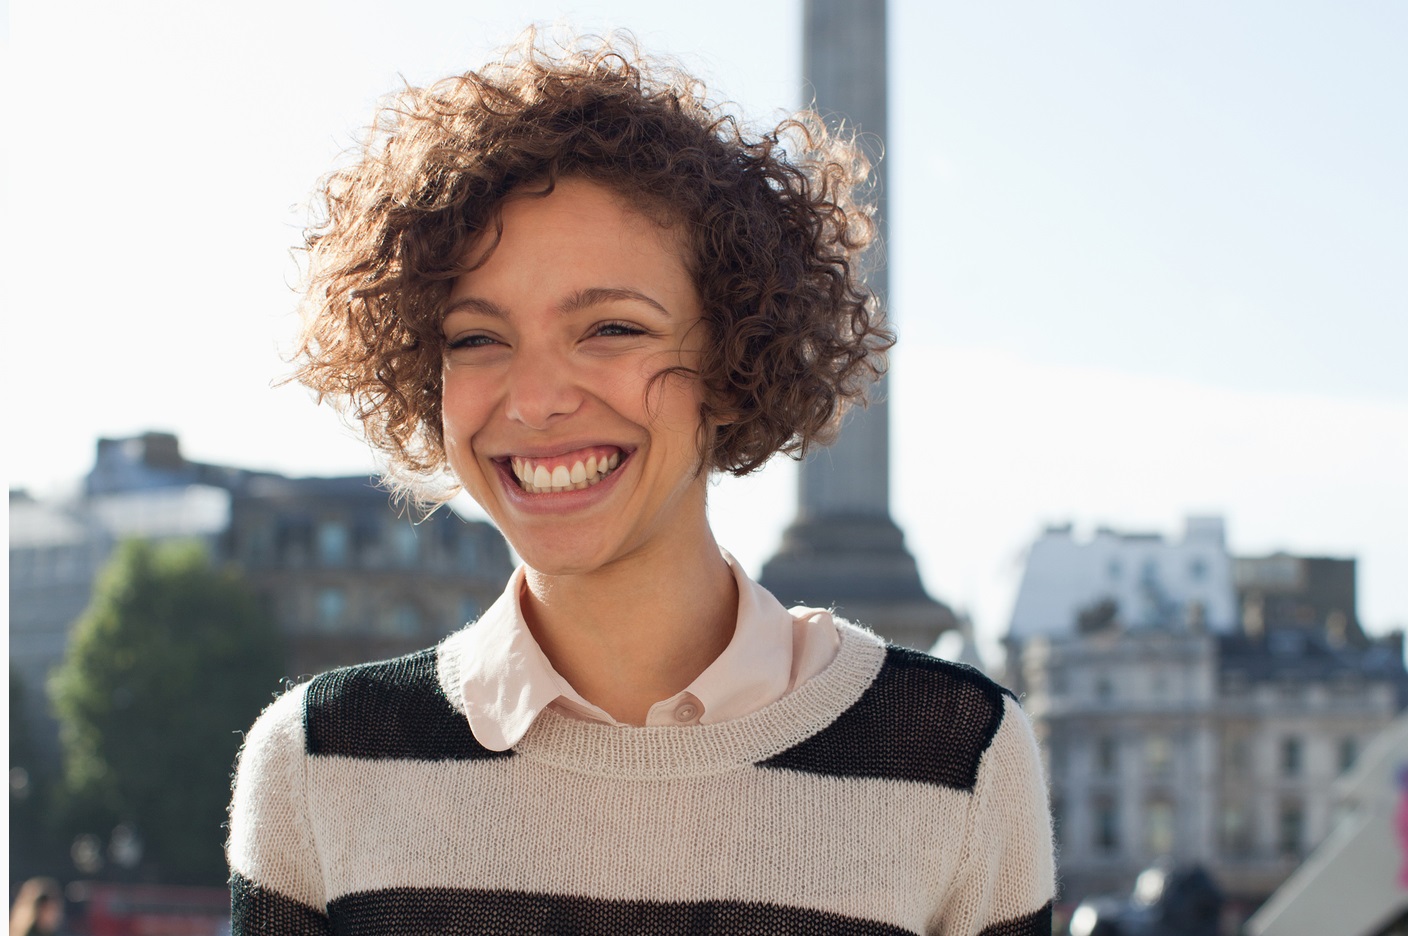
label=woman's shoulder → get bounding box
[768,624,1027,795]
[279,644,507,763]
[835,618,1018,721]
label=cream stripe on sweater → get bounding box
[227,621,1055,935]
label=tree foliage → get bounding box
[49,540,285,885]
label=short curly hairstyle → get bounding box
[293,30,893,501]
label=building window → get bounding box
[1096,676,1115,702]
[1220,803,1251,858]
[1339,737,1358,774]
[391,524,419,566]
[1281,737,1302,777]
[1146,735,1173,775]
[1108,559,1122,581]
[1188,558,1207,581]
[1048,741,1067,779]
[317,588,345,632]
[317,521,350,567]
[1224,735,1250,776]
[244,521,274,565]
[1278,801,1303,857]
[278,518,313,562]
[1145,799,1175,856]
[1097,736,1119,776]
[354,521,381,555]
[1095,797,1120,853]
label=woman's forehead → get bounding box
[452,180,695,295]
[461,175,690,256]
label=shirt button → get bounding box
[674,703,698,722]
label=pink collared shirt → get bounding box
[456,550,841,751]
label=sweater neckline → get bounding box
[440,620,887,779]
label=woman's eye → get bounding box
[592,322,646,338]
[446,334,500,351]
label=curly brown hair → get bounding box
[293,30,893,501]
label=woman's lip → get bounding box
[491,443,631,462]
[492,449,632,513]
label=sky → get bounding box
[6,1,1406,659]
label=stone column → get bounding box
[796,0,891,521]
[759,0,953,650]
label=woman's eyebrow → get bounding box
[443,287,671,320]
[561,287,671,317]
[443,296,510,319]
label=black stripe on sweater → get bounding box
[760,645,1013,791]
[230,872,330,935]
[325,887,916,935]
[303,648,510,762]
[977,900,1054,936]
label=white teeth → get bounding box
[510,451,624,494]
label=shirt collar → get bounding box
[453,549,795,751]
[685,549,793,724]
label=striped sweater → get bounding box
[227,620,1055,935]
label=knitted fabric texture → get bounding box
[227,621,1055,935]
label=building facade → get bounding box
[1008,516,1237,640]
[9,433,514,767]
[1247,713,1408,936]
[1003,518,1406,910]
[222,473,510,676]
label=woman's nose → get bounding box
[502,349,583,430]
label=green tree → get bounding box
[49,540,285,885]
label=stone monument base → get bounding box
[759,513,955,650]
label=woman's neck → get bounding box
[520,525,738,725]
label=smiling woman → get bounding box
[226,30,1054,936]
[440,180,719,578]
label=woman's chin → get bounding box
[510,532,622,578]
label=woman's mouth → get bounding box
[507,446,624,494]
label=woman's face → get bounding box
[441,178,713,576]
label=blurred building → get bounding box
[223,472,509,677]
[1008,516,1238,640]
[1003,517,1407,916]
[9,432,513,768]
[1237,552,1366,647]
[1246,712,1408,936]
[10,491,119,760]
